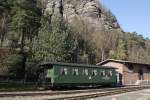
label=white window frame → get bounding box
[83,69,88,76]
[72,68,79,76]
[61,68,68,75]
[100,71,105,76]
[92,69,97,76]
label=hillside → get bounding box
[0,0,150,77]
[42,0,150,63]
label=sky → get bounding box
[100,0,150,39]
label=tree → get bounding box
[124,32,148,63]
[91,28,121,62]
[30,17,77,63]
[9,0,41,79]
[68,16,94,64]
[109,39,127,60]
[0,0,12,46]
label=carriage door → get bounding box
[38,68,46,85]
[46,68,53,83]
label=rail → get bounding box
[0,85,149,100]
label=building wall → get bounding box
[100,62,150,85]
[123,64,150,85]
[101,62,124,74]
[123,64,137,85]
[123,72,139,85]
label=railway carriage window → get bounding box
[82,69,88,76]
[61,68,67,75]
[82,69,84,75]
[85,69,88,76]
[72,68,78,76]
[100,71,105,76]
[108,71,113,77]
[92,70,97,76]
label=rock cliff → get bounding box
[44,0,121,31]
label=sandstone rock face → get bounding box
[44,0,121,31]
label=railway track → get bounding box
[0,86,149,100]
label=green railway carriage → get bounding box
[38,62,117,87]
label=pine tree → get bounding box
[9,0,41,79]
[0,0,12,46]
[31,17,77,63]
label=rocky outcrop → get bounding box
[44,0,121,31]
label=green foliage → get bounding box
[0,0,150,80]
[10,0,41,39]
[0,0,12,15]
[109,39,127,60]
[0,0,12,46]
[0,83,38,91]
[0,0,41,78]
[31,17,77,63]
[0,0,42,78]
[124,32,150,63]
[126,32,145,48]
[6,54,23,75]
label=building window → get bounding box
[127,64,134,72]
[83,69,88,76]
[138,69,144,80]
[72,68,78,76]
[61,68,67,75]
[147,67,150,71]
